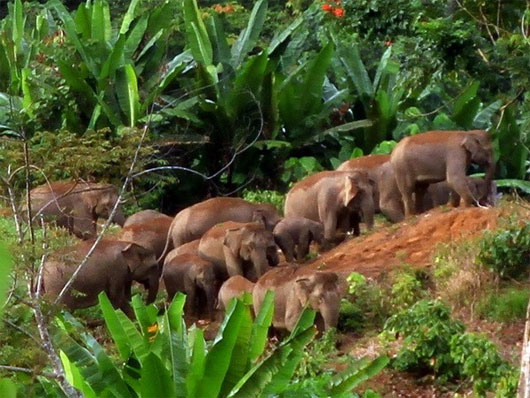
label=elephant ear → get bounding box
[239,232,257,261]
[121,242,150,270]
[223,228,244,257]
[294,275,315,306]
[343,175,360,207]
[461,134,481,161]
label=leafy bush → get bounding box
[476,287,530,323]
[390,269,427,311]
[338,273,387,332]
[242,189,285,213]
[382,300,517,396]
[450,333,517,397]
[477,221,530,279]
[281,156,324,185]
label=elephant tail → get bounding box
[157,224,174,265]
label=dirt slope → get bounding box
[306,207,499,278]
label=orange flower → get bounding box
[322,3,332,12]
[147,324,158,334]
[333,8,345,17]
[385,40,393,47]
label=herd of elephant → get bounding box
[27,129,496,332]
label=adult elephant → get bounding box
[160,197,281,258]
[162,252,218,319]
[336,154,390,212]
[284,170,375,243]
[26,180,125,239]
[390,130,495,217]
[378,162,497,222]
[217,276,255,311]
[198,221,279,282]
[42,239,159,316]
[119,210,173,265]
[253,267,341,332]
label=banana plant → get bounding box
[53,291,387,398]
[46,0,191,129]
[334,39,404,152]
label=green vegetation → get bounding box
[382,300,517,396]
[477,287,530,323]
[478,221,530,279]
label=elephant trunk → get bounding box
[361,194,375,230]
[251,250,270,280]
[320,292,340,331]
[205,286,217,320]
[112,208,126,226]
[482,159,496,203]
[145,273,159,304]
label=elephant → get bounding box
[160,197,282,259]
[378,161,497,222]
[273,217,324,262]
[162,252,218,319]
[284,170,375,243]
[26,180,125,239]
[42,239,159,316]
[253,267,341,332]
[198,221,279,282]
[390,130,495,217]
[119,210,173,265]
[217,275,255,311]
[170,239,200,257]
[336,154,390,212]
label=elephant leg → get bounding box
[296,230,311,262]
[318,201,338,243]
[184,282,197,318]
[275,234,295,263]
[396,178,415,217]
[415,184,428,214]
[109,283,134,318]
[448,190,461,207]
[350,213,361,236]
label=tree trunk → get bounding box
[517,299,530,397]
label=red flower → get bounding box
[322,3,332,12]
[333,8,345,17]
[385,40,393,46]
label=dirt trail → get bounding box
[305,207,499,278]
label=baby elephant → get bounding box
[253,267,341,332]
[217,275,255,311]
[273,217,324,262]
[162,251,218,320]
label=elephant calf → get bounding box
[273,217,324,262]
[162,251,218,319]
[198,221,279,282]
[253,267,341,332]
[217,275,255,311]
[43,239,159,316]
[26,180,125,239]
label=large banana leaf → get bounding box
[0,379,17,398]
[194,299,247,398]
[206,15,231,67]
[327,355,389,394]
[183,0,213,66]
[116,64,140,127]
[0,243,13,319]
[12,0,24,54]
[247,290,274,364]
[186,326,206,398]
[231,0,268,68]
[120,0,141,35]
[338,44,374,100]
[140,353,177,398]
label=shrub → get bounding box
[338,273,388,332]
[382,300,517,396]
[390,269,427,311]
[476,287,530,323]
[242,189,285,214]
[477,221,530,279]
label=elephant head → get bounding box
[252,203,282,231]
[292,272,341,331]
[224,223,278,280]
[121,243,159,304]
[343,172,375,230]
[85,185,126,226]
[461,131,496,201]
[194,265,218,319]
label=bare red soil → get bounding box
[306,206,499,278]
